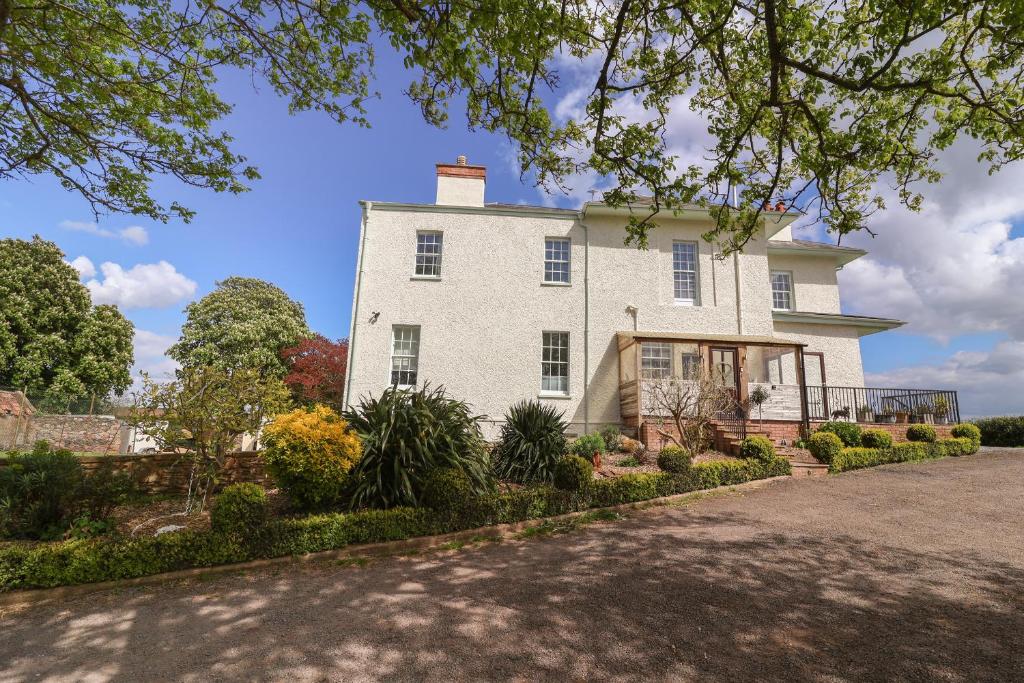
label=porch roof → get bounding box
[772,310,905,335]
[616,330,807,349]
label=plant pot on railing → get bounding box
[878,413,896,424]
[895,411,909,424]
[933,397,950,425]
[856,406,874,423]
[935,415,949,425]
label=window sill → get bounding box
[410,275,441,281]
[541,281,572,287]
[538,392,572,400]
[771,307,794,312]
[673,300,699,307]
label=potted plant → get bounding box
[856,404,874,423]
[877,409,896,424]
[749,385,771,429]
[915,402,935,424]
[895,410,910,424]
[933,396,950,424]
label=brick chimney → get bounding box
[436,155,486,206]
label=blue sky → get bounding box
[3,39,1023,416]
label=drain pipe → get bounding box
[582,217,590,435]
[733,250,743,335]
[343,201,371,410]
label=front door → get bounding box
[710,347,740,413]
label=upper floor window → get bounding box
[641,342,671,379]
[415,232,443,277]
[541,331,569,394]
[771,271,794,311]
[544,238,571,284]
[390,325,420,387]
[672,241,699,305]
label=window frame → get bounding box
[640,342,672,380]
[672,240,700,306]
[389,325,421,388]
[413,231,443,279]
[543,237,572,285]
[540,330,570,396]
[770,270,795,311]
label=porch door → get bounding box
[710,347,740,409]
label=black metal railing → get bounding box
[806,386,960,424]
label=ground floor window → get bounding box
[390,325,420,387]
[641,342,671,379]
[541,331,569,394]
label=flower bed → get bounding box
[0,457,790,592]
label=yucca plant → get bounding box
[343,384,493,509]
[492,400,568,483]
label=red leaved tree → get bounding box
[280,335,349,410]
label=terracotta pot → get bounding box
[762,201,772,211]
[895,412,909,424]
[592,452,602,469]
[775,201,786,212]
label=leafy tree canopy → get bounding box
[0,237,134,400]
[280,335,348,410]
[169,276,310,377]
[2,1,1021,248]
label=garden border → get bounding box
[0,476,789,609]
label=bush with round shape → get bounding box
[860,428,893,449]
[0,443,83,539]
[807,432,843,464]
[211,483,268,537]
[657,445,692,473]
[553,455,594,492]
[952,423,982,450]
[600,425,621,452]
[816,421,862,447]
[344,384,494,509]
[971,417,1023,447]
[738,435,775,463]
[906,424,937,443]
[420,467,473,512]
[262,405,363,511]
[570,433,606,459]
[492,400,568,484]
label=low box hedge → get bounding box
[830,437,978,473]
[0,457,791,592]
[971,417,1024,447]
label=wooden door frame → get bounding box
[708,346,741,399]
[803,351,827,419]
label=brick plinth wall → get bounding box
[0,451,267,493]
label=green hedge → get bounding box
[971,417,1024,447]
[0,457,790,592]
[830,437,978,473]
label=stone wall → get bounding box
[0,451,267,494]
[0,414,127,454]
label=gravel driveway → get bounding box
[2,448,1022,682]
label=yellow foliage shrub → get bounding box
[262,405,363,510]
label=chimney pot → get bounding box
[456,155,467,166]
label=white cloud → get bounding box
[60,220,149,246]
[68,255,96,279]
[85,261,197,309]
[119,226,149,246]
[131,329,179,384]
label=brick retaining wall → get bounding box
[0,414,127,454]
[0,451,267,494]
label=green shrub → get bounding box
[553,456,594,493]
[816,421,862,447]
[344,385,494,509]
[906,424,937,443]
[570,433,606,459]
[807,432,843,464]
[738,436,775,463]
[211,484,268,537]
[420,468,473,512]
[599,425,621,452]
[491,400,568,483]
[860,429,893,449]
[262,405,363,511]
[617,456,640,467]
[971,416,1024,447]
[829,438,978,473]
[656,446,692,473]
[0,444,134,541]
[830,447,885,472]
[952,423,983,449]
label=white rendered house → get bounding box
[344,157,957,447]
